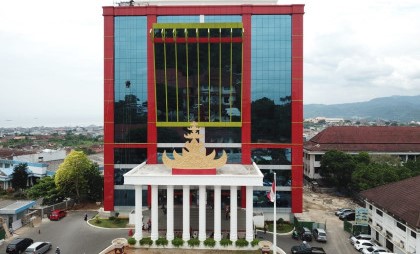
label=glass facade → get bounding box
[114,17,148,143]
[251,15,292,143]
[253,190,291,208]
[114,148,147,164]
[252,148,291,165]
[108,10,298,211]
[153,23,243,126]
[114,189,147,206]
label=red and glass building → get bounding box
[103,0,304,216]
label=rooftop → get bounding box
[124,162,263,186]
[116,0,277,6]
[304,126,420,153]
[360,175,420,230]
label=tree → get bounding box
[351,162,410,191]
[320,150,356,191]
[26,176,64,205]
[11,163,29,190]
[55,150,102,202]
[402,159,420,177]
[370,154,401,167]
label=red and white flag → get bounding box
[267,180,276,202]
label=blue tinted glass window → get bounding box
[251,15,291,143]
[114,189,147,206]
[114,17,148,143]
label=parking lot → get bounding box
[0,190,362,254]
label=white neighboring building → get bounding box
[304,126,420,180]
[13,149,66,163]
[0,159,49,189]
[361,175,420,254]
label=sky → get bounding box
[0,0,419,127]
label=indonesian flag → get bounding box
[267,180,276,202]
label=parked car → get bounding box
[354,239,375,251]
[24,241,52,254]
[299,227,313,241]
[312,228,327,242]
[335,208,353,216]
[339,211,355,221]
[49,209,66,221]
[291,242,326,254]
[6,238,33,254]
[350,234,372,245]
[362,246,388,254]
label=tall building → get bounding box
[103,0,304,218]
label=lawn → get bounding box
[90,217,129,228]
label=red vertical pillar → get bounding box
[147,15,158,207]
[241,12,252,208]
[103,7,115,211]
[291,9,304,213]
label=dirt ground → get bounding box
[300,186,358,222]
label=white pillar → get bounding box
[134,185,143,241]
[151,185,159,241]
[246,186,254,242]
[230,185,238,241]
[182,185,190,241]
[166,185,174,241]
[198,185,206,241]
[214,185,222,241]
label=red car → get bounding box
[49,209,66,221]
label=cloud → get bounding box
[302,0,420,104]
[0,0,419,127]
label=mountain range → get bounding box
[304,95,420,122]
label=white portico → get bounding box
[124,162,263,244]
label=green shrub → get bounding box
[219,238,232,247]
[251,239,260,247]
[127,237,136,245]
[139,237,153,246]
[109,216,115,221]
[204,238,216,247]
[171,237,184,248]
[235,238,249,247]
[187,238,200,247]
[95,216,101,224]
[155,237,168,246]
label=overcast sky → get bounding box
[0,0,419,127]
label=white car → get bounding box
[335,208,352,216]
[362,246,387,254]
[350,234,372,245]
[354,239,375,251]
[24,241,52,254]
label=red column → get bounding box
[147,15,157,207]
[241,13,252,208]
[103,8,115,211]
[291,12,304,213]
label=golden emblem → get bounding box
[162,122,227,169]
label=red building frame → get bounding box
[103,4,304,213]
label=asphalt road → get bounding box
[0,210,127,254]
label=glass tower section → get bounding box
[251,15,292,143]
[114,17,148,143]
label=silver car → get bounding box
[24,242,52,254]
[312,228,327,242]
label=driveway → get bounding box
[0,210,127,254]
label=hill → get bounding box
[304,95,420,122]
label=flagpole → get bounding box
[273,172,276,253]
